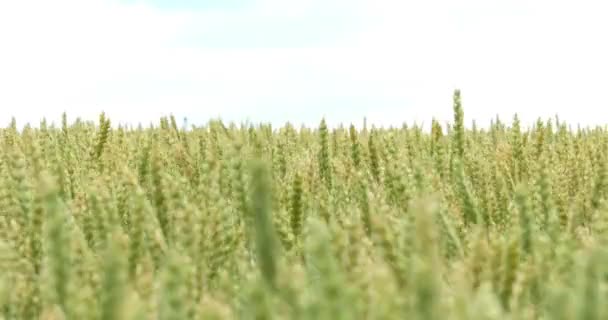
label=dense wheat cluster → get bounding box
[2,91,608,319]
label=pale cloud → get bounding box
[0,0,607,129]
[351,0,608,128]
[0,0,189,122]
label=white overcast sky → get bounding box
[0,0,607,129]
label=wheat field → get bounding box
[1,90,608,319]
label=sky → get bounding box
[0,0,607,129]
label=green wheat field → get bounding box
[2,90,608,319]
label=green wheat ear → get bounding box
[159,251,188,320]
[514,184,533,255]
[249,159,279,291]
[452,158,481,227]
[452,89,465,160]
[100,231,128,320]
[349,124,362,169]
[40,173,71,317]
[304,217,355,320]
[289,172,304,242]
[575,247,605,320]
[92,112,111,167]
[410,196,443,320]
[318,118,333,189]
